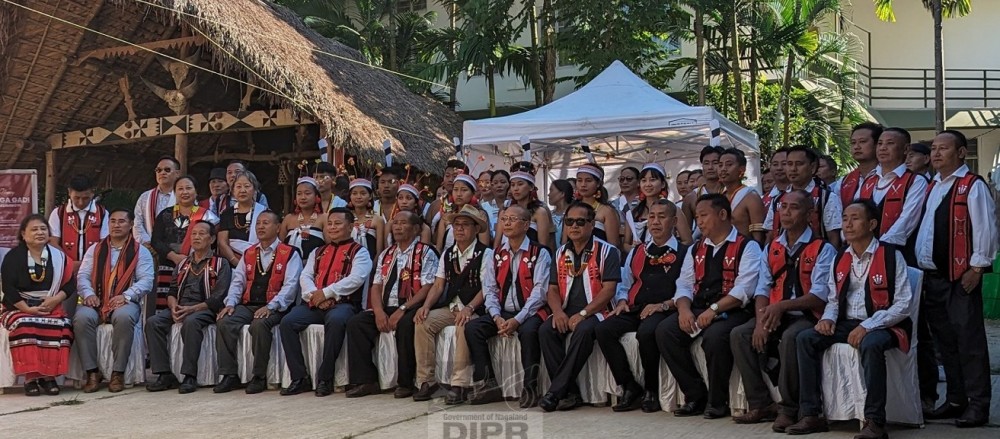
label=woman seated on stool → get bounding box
[1,214,76,396]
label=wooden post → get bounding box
[45,150,56,215]
[175,134,188,175]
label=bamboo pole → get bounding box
[45,150,55,215]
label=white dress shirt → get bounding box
[77,241,155,303]
[133,188,174,243]
[865,164,928,246]
[300,243,372,303]
[915,164,999,270]
[763,180,842,232]
[484,238,551,322]
[373,239,439,307]
[49,201,110,242]
[675,226,762,306]
[822,239,911,330]
[226,239,304,311]
[753,228,836,303]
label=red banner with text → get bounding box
[0,170,38,249]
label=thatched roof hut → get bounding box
[0,0,462,211]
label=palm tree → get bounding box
[872,0,972,131]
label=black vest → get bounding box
[247,266,273,306]
[631,243,688,308]
[692,240,750,309]
[441,241,488,309]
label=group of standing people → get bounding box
[0,125,996,439]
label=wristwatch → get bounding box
[709,303,720,314]
[399,304,408,312]
[578,309,588,317]
[971,266,985,274]
[660,301,671,312]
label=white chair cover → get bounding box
[169,323,219,385]
[0,327,15,388]
[237,325,285,386]
[488,330,612,404]
[278,325,397,390]
[435,325,459,385]
[67,323,146,386]
[820,268,924,426]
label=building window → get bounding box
[396,0,427,13]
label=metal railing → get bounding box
[857,65,1000,109]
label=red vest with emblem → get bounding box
[312,240,365,307]
[926,173,982,281]
[839,168,865,207]
[859,169,917,236]
[556,240,614,318]
[767,237,826,320]
[241,243,296,304]
[380,241,433,303]
[693,234,748,306]
[59,204,106,260]
[771,182,827,236]
[833,244,912,353]
[495,242,548,320]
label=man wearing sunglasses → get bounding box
[658,193,762,419]
[596,199,687,413]
[538,202,621,412]
[313,161,347,212]
[133,156,181,244]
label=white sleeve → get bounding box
[823,192,843,231]
[674,246,695,301]
[48,209,62,238]
[969,179,999,268]
[729,241,762,305]
[880,176,927,246]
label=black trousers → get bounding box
[216,305,286,379]
[145,308,215,377]
[657,308,751,408]
[345,307,418,388]
[279,303,356,382]
[922,273,992,414]
[731,315,813,416]
[464,312,543,389]
[797,320,897,424]
[594,310,670,392]
[538,314,601,399]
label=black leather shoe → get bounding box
[280,377,313,396]
[539,392,559,412]
[146,373,179,392]
[612,383,643,412]
[556,393,583,411]
[394,385,415,399]
[955,408,988,428]
[640,391,661,413]
[673,400,706,417]
[24,380,40,397]
[245,376,267,394]
[926,402,967,420]
[445,387,467,405]
[412,382,440,401]
[178,376,198,394]
[703,405,730,419]
[346,382,380,398]
[39,379,60,396]
[469,380,504,405]
[212,375,241,394]
[314,380,334,397]
[519,388,539,409]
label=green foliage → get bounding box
[873,0,972,22]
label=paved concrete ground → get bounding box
[1,320,998,438]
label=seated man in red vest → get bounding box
[657,193,762,419]
[858,127,927,263]
[214,211,303,394]
[145,220,231,394]
[595,199,688,413]
[277,207,372,397]
[49,174,109,317]
[345,210,439,398]
[412,205,491,403]
[729,190,835,428]
[462,205,551,408]
[788,199,913,438]
[538,202,621,412]
[915,130,998,428]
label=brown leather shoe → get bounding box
[345,382,380,398]
[108,372,125,393]
[733,403,778,424]
[412,382,439,401]
[83,371,102,393]
[394,385,415,399]
[786,415,829,435]
[854,419,887,439]
[772,412,797,433]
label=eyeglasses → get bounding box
[155,167,174,174]
[618,176,635,183]
[564,217,592,227]
[500,216,528,223]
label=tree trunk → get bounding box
[488,65,497,117]
[695,8,706,105]
[729,2,745,125]
[781,50,795,146]
[932,0,945,131]
[749,8,759,122]
[542,0,556,103]
[529,3,543,107]
[389,3,397,71]
[448,1,459,110]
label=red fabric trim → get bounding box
[242,243,296,304]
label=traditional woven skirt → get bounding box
[1,305,73,377]
[155,263,174,310]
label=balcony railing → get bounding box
[858,66,1000,109]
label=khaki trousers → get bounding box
[414,307,475,387]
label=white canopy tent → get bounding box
[461,61,760,201]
